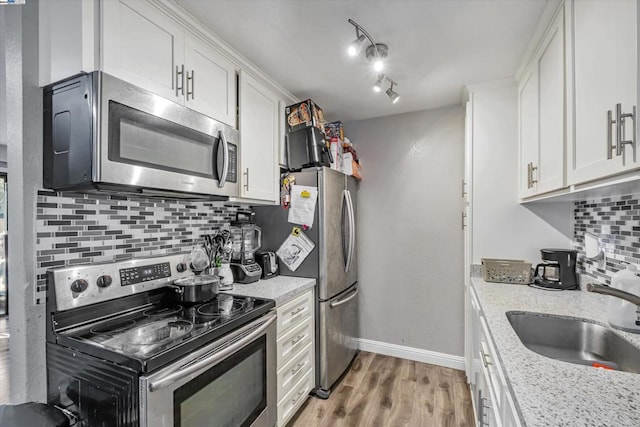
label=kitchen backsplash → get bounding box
[35,190,252,304]
[574,191,640,285]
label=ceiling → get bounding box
[175,0,549,123]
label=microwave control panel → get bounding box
[227,143,237,183]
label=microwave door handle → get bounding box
[148,312,276,392]
[217,130,229,188]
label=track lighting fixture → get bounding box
[347,19,400,104]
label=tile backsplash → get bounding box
[35,190,252,304]
[574,192,640,285]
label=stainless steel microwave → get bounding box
[43,71,239,199]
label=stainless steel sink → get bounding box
[506,311,640,373]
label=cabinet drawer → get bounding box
[480,317,507,414]
[277,343,313,402]
[277,290,313,334]
[277,369,313,427]
[277,316,313,368]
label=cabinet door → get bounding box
[518,67,539,198]
[102,0,184,102]
[184,35,237,126]
[238,71,280,202]
[536,10,565,194]
[567,0,638,185]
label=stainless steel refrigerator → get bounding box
[254,167,358,399]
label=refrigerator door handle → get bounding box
[329,286,358,308]
[345,189,355,273]
[341,189,349,272]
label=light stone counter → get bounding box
[223,275,315,306]
[471,278,640,427]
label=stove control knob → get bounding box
[70,279,89,293]
[96,275,112,288]
[176,263,187,273]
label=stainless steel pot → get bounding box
[169,275,220,304]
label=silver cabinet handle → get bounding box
[290,306,304,316]
[461,211,467,230]
[607,109,616,159]
[291,389,305,405]
[461,179,467,198]
[186,69,194,100]
[291,361,305,375]
[530,163,538,186]
[526,162,531,189]
[291,334,305,345]
[480,350,492,368]
[175,64,185,97]
[148,312,276,391]
[616,103,636,161]
[330,286,358,308]
[243,168,249,191]
[217,130,229,188]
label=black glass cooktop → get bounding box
[56,293,274,373]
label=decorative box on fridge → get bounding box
[285,99,325,134]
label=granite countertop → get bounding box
[222,275,315,306]
[471,278,640,427]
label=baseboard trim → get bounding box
[355,338,465,371]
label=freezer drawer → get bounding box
[317,283,359,393]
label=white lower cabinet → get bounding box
[276,289,315,426]
[468,287,521,427]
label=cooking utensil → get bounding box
[169,274,220,304]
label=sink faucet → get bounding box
[586,283,640,306]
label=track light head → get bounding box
[347,34,366,57]
[366,44,388,72]
[373,74,385,92]
[386,82,400,104]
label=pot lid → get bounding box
[174,274,220,286]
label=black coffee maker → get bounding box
[533,249,579,290]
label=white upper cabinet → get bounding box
[566,0,638,185]
[102,0,184,102]
[238,71,280,203]
[184,36,237,127]
[101,0,236,126]
[518,6,565,198]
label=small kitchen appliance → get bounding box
[286,127,332,171]
[533,248,579,290]
[256,251,279,280]
[230,213,263,283]
[45,254,276,427]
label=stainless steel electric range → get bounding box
[45,253,276,427]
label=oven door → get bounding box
[140,311,276,427]
[97,72,239,197]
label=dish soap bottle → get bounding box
[606,263,640,332]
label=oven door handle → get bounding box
[148,312,276,392]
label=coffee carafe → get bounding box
[229,213,262,283]
[533,249,579,290]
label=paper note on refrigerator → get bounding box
[287,185,318,227]
[276,228,315,272]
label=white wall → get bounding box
[2,0,47,402]
[346,105,465,357]
[468,81,572,264]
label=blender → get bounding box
[229,212,263,283]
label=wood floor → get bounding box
[289,352,474,427]
[0,317,9,405]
